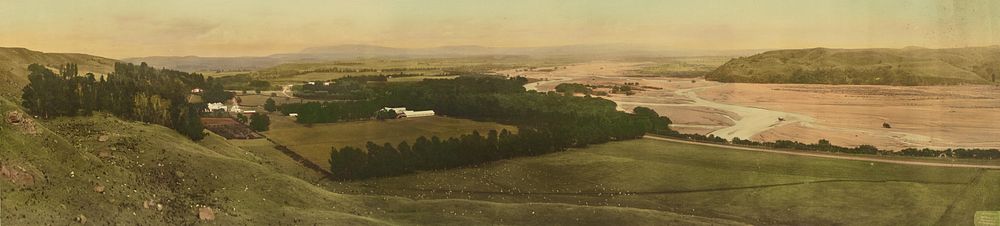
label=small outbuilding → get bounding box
[402,110,435,118]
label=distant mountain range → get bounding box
[707,46,1000,85]
[124,44,766,72]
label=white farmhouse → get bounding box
[206,103,227,112]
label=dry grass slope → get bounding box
[708,46,1000,85]
[0,47,117,99]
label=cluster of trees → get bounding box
[329,128,571,180]
[21,63,209,140]
[248,113,270,132]
[264,98,277,112]
[279,101,381,124]
[322,76,673,179]
[554,83,593,95]
[377,76,661,147]
[235,112,270,131]
[654,131,1000,160]
[899,147,1000,159]
[293,78,382,100]
[201,77,233,103]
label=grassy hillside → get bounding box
[0,98,736,225]
[359,139,999,225]
[707,46,1000,85]
[0,47,117,99]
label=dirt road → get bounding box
[281,84,294,98]
[643,135,1000,169]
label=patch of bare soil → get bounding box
[201,117,263,139]
[5,111,38,134]
[1,163,38,186]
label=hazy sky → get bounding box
[2,0,997,58]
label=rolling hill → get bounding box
[0,47,737,224]
[0,47,117,99]
[0,87,738,225]
[706,46,1000,85]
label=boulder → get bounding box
[198,207,215,220]
[4,111,37,134]
[75,214,87,224]
[94,184,105,193]
[98,135,110,142]
[5,111,22,124]
[0,164,35,186]
[98,150,112,158]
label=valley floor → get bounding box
[507,61,1000,150]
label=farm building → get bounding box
[206,102,248,113]
[206,103,228,112]
[402,110,435,118]
[381,107,436,118]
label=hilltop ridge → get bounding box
[0,47,117,99]
[706,46,1000,85]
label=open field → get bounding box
[354,138,1000,225]
[262,115,516,171]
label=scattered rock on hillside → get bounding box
[75,214,87,224]
[198,207,216,220]
[5,111,23,123]
[4,111,38,134]
[0,164,36,186]
[98,150,112,158]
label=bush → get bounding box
[249,113,270,131]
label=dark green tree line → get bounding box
[21,62,209,140]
